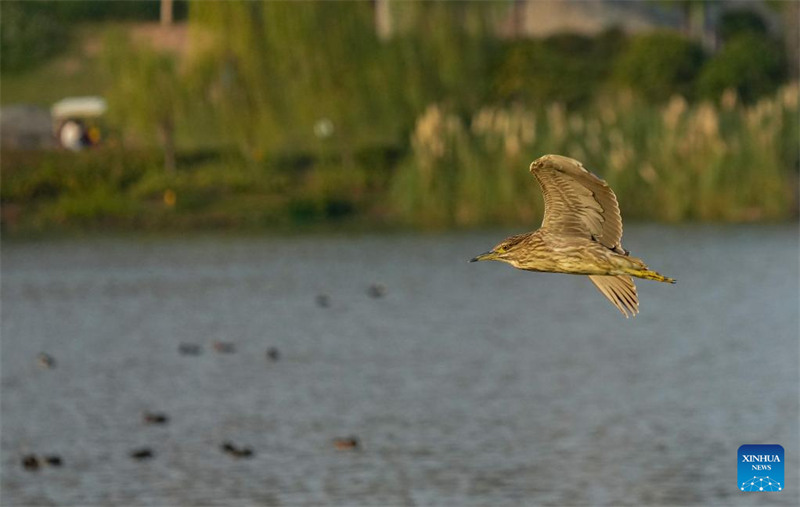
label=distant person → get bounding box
[58,119,96,151]
[58,120,85,151]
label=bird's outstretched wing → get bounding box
[588,275,639,318]
[530,154,624,253]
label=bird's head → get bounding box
[469,234,527,264]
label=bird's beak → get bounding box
[469,250,497,263]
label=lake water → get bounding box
[2,225,798,506]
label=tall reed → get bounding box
[391,84,799,226]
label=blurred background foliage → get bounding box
[612,31,706,103]
[1,0,797,233]
[0,1,189,72]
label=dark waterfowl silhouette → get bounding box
[212,342,236,354]
[37,353,56,369]
[130,448,154,460]
[143,412,169,425]
[367,283,387,299]
[178,343,202,356]
[44,455,62,467]
[333,437,359,450]
[22,455,40,471]
[221,441,254,458]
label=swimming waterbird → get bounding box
[333,437,359,450]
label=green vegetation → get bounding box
[718,8,769,42]
[187,2,505,160]
[613,31,706,103]
[493,29,626,108]
[0,0,186,73]
[697,34,786,104]
[1,2,797,235]
[0,2,68,73]
[1,147,394,233]
[1,20,110,106]
[103,31,184,173]
[393,85,799,226]
[3,85,797,233]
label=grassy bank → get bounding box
[2,85,798,235]
[0,146,400,234]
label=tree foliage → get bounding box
[697,34,785,104]
[0,1,67,72]
[718,9,768,43]
[102,31,184,173]
[613,31,706,102]
[188,1,503,160]
[493,29,626,108]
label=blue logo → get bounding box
[738,444,784,492]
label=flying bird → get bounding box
[470,154,674,318]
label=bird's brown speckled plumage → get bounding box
[471,154,674,318]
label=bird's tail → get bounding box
[625,268,676,284]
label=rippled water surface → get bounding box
[2,225,798,506]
